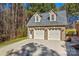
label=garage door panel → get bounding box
[34,30,44,39]
[48,30,60,40]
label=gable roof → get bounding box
[27,10,68,27]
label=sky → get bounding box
[55,3,64,8]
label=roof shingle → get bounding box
[27,10,68,27]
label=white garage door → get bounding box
[48,29,61,40]
[34,30,44,39]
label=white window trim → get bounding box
[49,11,56,21]
[35,14,41,22]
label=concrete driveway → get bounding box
[0,39,67,56]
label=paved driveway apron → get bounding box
[0,39,67,56]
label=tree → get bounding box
[64,3,79,16]
[26,3,56,20]
[0,3,27,42]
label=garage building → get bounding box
[27,10,68,40]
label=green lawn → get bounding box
[0,37,27,48]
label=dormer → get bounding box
[34,13,41,22]
[49,9,56,21]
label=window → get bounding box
[49,10,56,21]
[50,13,56,21]
[35,15,41,22]
[52,14,54,20]
[36,16,39,22]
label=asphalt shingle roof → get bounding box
[27,10,68,27]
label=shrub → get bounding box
[65,29,77,36]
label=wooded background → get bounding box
[0,3,79,41]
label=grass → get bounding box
[0,37,27,48]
